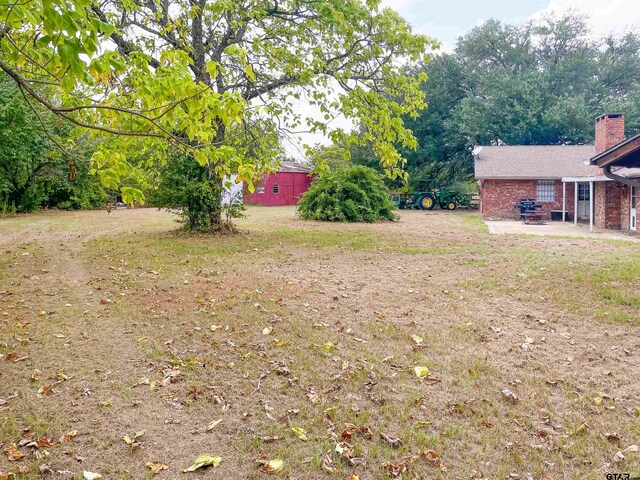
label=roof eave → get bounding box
[590,132,640,167]
[475,176,563,180]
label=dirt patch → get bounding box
[1,207,638,479]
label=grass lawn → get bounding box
[1,206,639,479]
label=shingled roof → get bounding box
[474,145,600,180]
[277,161,314,173]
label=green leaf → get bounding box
[182,454,222,472]
[291,426,308,441]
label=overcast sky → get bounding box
[382,0,640,49]
[286,0,640,159]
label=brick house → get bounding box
[474,114,640,233]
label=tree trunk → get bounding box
[206,167,224,231]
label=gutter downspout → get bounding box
[603,165,640,187]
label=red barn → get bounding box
[244,162,313,206]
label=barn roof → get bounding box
[474,145,599,180]
[277,162,313,173]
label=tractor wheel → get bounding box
[418,194,435,210]
[444,200,457,210]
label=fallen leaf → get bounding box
[501,388,519,404]
[414,366,429,378]
[335,441,357,462]
[322,450,336,474]
[411,334,424,345]
[344,423,373,440]
[182,454,221,472]
[37,384,53,397]
[207,419,222,431]
[35,437,56,448]
[123,430,145,448]
[291,426,308,441]
[210,325,223,332]
[262,326,273,335]
[2,444,24,461]
[384,455,415,477]
[613,450,625,463]
[261,459,284,474]
[5,352,20,362]
[146,462,169,475]
[323,342,336,351]
[380,432,402,449]
[423,449,440,466]
[59,430,77,443]
[83,472,102,480]
[594,396,603,406]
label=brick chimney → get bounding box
[595,113,625,155]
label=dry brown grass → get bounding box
[0,207,639,479]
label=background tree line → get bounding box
[0,74,109,213]
[4,12,640,213]
[316,13,640,191]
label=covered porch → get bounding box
[559,175,610,232]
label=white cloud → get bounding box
[533,0,640,36]
[380,0,416,9]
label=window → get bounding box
[537,180,555,202]
[257,186,265,194]
[578,183,590,201]
[272,184,280,194]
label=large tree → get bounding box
[390,13,640,190]
[0,0,434,230]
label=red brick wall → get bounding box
[595,114,625,155]
[480,179,572,219]
[594,182,624,230]
[605,182,623,229]
[621,186,630,231]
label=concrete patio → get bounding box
[485,220,640,242]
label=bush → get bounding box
[298,166,396,222]
[149,152,245,232]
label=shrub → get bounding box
[149,152,245,232]
[298,166,396,222]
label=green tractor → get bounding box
[391,188,475,210]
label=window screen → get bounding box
[257,186,265,194]
[537,180,555,202]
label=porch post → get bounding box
[574,181,578,226]
[589,181,594,232]
[562,181,566,222]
